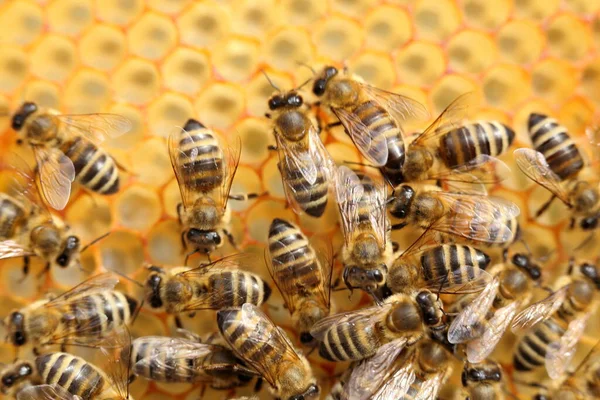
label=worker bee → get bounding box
[388,183,521,248]
[461,361,505,400]
[335,166,395,299]
[266,86,336,217]
[447,252,543,363]
[310,290,443,362]
[11,102,132,210]
[130,329,257,389]
[3,272,138,351]
[217,303,319,400]
[169,118,262,258]
[266,217,333,346]
[311,65,428,174]
[511,260,600,378]
[144,256,271,321]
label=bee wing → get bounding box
[344,339,412,400]
[371,361,416,400]
[310,302,393,341]
[423,267,495,295]
[514,148,572,206]
[176,253,256,278]
[545,314,590,380]
[428,155,511,186]
[0,240,35,259]
[99,327,132,400]
[56,113,132,144]
[16,384,80,400]
[466,300,521,363]
[335,166,363,245]
[511,286,568,332]
[265,247,297,314]
[33,146,75,211]
[218,134,242,211]
[44,273,119,308]
[277,129,318,185]
[47,312,110,346]
[447,277,500,344]
[414,372,446,400]
[360,83,430,124]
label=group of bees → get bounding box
[0,65,599,400]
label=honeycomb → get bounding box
[0,0,599,399]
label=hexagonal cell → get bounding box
[212,36,260,82]
[116,185,162,232]
[531,58,577,105]
[364,5,412,52]
[514,0,560,20]
[447,30,497,74]
[194,82,246,129]
[245,69,294,117]
[177,1,231,48]
[79,24,126,71]
[51,251,97,288]
[163,178,181,219]
[229,166,263,212]
[546,13,592,61]
[395,41,447,88]
[47,0,92,36]
[0,0,43,45]
[261,155,285,200]
[430,75,479,114]
[331,0,379,18]
[482,65,531,110]
[29,35,77,82]
[105,103,145,150]
[21,80,60,109]
[130,138,173,188]
[161,48,212,95]
[414,0,461,42]
[147,93,194,137]
[558,97,595,138]
[95,0,143,26]
[63,69,110,113]
[460,0,511,30]
[0,258,40,299]
[263,27,314,72]
[113,58,160,105]
[128,12,177,60]
[348,52,396,89]
[497,20,545,65]
[313,16,363,63]
[147,219,185,265]
[512,99,553,144]
[147,0,191,14]
[99,230,144,275]
[235,117,274,165]
[246,199,296,243]
[231,0,278,37]
[66,195,112,243]
[278,0,327,26]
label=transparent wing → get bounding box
[511,286,568,332]
[371,361,416,400]
[176,253,255,278]
[360,83,430,123]
[33,146,74,211]
[414,372,446,400]
[277,129,318,185]
[218,135,242,211]
[0,240,34,259]
[56,113,132,143]
[310,302,393,341]
[308,127,337,183]
[2,153,51,216]
[466,300,520,363]
[514,148,571,205]
[447,278,500,344]
[429,155,512,186]
[335,166,364,244]
[44,272,119,308]
[545,314,590,380]
[99,327,132,400]
[16,384,79,400]
[423,267,495,295]
[47,313,110,346]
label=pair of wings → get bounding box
[331,81,429,166]
[168,126,241,214]
[30,113,131,210]
[16,384,81,400]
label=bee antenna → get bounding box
[261,70,281,92]
[295,77,312,91]
[105,267,144,289]
[296,61,316,75]
[81,232,111,253]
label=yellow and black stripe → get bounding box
[281,162,329,217]
[556,280,594,321]
[420,244,491,286]
[318,322,378,362]
[131,339,197,383]
[206,270,271,309]
[0,194,25,239]
[514,318,565,371]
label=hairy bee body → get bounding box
[461,362,504,400]
[514,318,566,371]
[0,194,27,239]
[280,161,329,217]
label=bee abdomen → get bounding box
[353,100,400,159]
[0,195,24,239]
[420,244,491,284]
[513,318,564,371]
[132,340,196,382]
[208,271,271,308]
[61,137,119,195]
[528,113,584,180]
[36,352,105,400]
[400,375,424,399]
[282,164,329,217]
[319,324,375,361]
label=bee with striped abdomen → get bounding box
[266,218,333,346]
[461,361,505,400]
[217,303,319,400]
[11,102,131,210]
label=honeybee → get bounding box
[447,252,543,363]
[310,290,443,362]
[266,87,336,217]
[388,183,520,248]
[335,166,395,298]
[266,217,333,346]
[3,272,138,351]
[461,361,505,400]
[11,102,132,210]
[311,65,429,173]
[144,256,271,321]
[217,303,319,400]
[511,260,600,378]
[169,118,262,258]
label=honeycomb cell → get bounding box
[245,69,294,117]
[51,251,96,288]
[482,64,531,109]
[546,13,592,61]
[47,0,92,36]
[177,1,231,48]
[582,57,600,104]
[496,20,545,65]
[531,58,577,105]
[128,13,178,61]
[63,69,110,113]
[21,80,60,109]
[65,195,112,243]
[113,59,161,105]
[414,0,461,42]
[116,186,162,232]
[147,220,185,265]
[99,230,144,275]
[79,24,127,71]
[447,30,497,74]
[430,75,479,114]
[235,117,274,165]
[558,97,595,137]
[460,0,511,30]
[364,5,412,52]
[512,99,553,144]
[263,27,314,72]
[147,0,192,14]
[331,0,379,18]
[212,36,260,82]
[0,0,43,45]
[278,0,327,26]
[105,104,145,150]
[230,166,263,212]
[147,93,194,138]
[0,259,39,299]
[348,52,396,89]
[29,35,76,83]
[313,16,364,63]
[232,0,278,37]
[163,179,181,219]
[261,156,285,200]
[565,0,600,14]
[95,0,144,26]
[130,138,173,188]
[246,199,296,243]
[161,48,212,95]
[514,0,560,20]
[395,41,446,88]
[194,82,246,129]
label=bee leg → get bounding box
[16,138,23,145]
[228,191,267,201]
[254,377,264,393]
[567,257,576,275]
[36,263,51,279]
[223,229,238,250]
[20,256,30,280]
[570,217,576,229]
[326,121,342,129]
[267,145,277,151]
[32,347,40,357]
[175,315,184,329]
[574,232,595,252]
[264,112,271,118]
[113,157,134,174]
[184,249,198,266]
[188,312,196,318]
[390,223,407,231]
[392,242,400,253]
[128,374,136,384]
[60,342,67,352]
[534,194,556,218]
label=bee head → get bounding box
[389,185,415,219]
[342,264,386,292]
[462,363,502,386]
[145,269,164,309]
[312,66,338,96]
[268,91,303,110]
[580,215,599,231]
[415,290,443,327]
[182,118,205,132]
[511,253,542,281]
[388,299,421,333]
[290,383,319,400]
[0,361,34,395]
[56,235,80,268]
[7,311,26,347]
[31,224,61,256]
[580,262,600,290]
[11,102,37,131]
[186,229,222,252]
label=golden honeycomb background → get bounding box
[1,0,600,399]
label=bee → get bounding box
[461,361,504,400]
[388,183,520,248]
[335,166,395,298]
[266,86,336,217]
[11,102,132,210]
[266,217,333,346]
[169,118,262,258]
[511,260,600,378]
[3,272,138,351]
[311,65,428,175]
[144,256,271,321]
[447,252,544,363]
[310,290,443,362]
[130,330,257,389]
[217,303,319,400]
